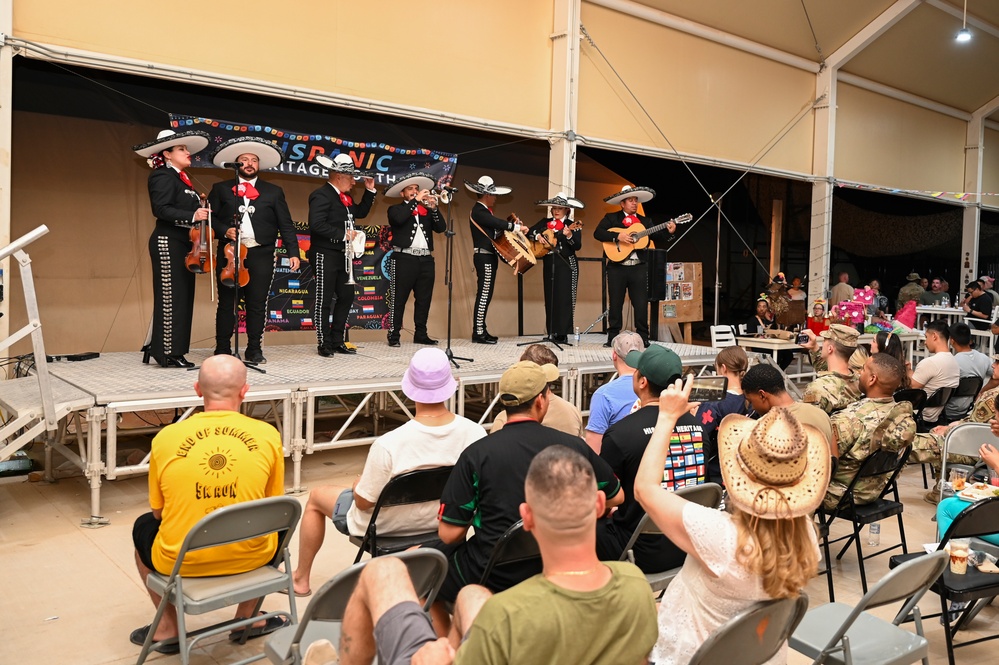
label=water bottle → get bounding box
[574,327,580,343]
[868,522,881,546]
[942,293,950,308]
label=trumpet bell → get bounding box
[436,189,451,205]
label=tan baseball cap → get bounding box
[498,361,560,406]
[819,323,860,348]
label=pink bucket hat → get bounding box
[401,349,457,403]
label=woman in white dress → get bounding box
[634,377,830,665]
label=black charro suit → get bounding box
[208,177,299,356]
[529,217,582,340]
[308,183,376,349]
[386,200,445,344]
[146,166,201,362]
[469,201,518,337]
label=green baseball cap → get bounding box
[625,345,683,386]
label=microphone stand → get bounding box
[442,195,472,369]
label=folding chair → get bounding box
[348,465,453,563]
[893,388,931,488]
[890,497,999,665]
[936,422,995,505]
[264,549,448,665]
[687,594,809,665]
[790,550,948,665]
[917,386,954,432]
[816,445,911,594]
[136,496,303,665]
[478,520,541,588]
[709,325,738,349]
[618,483,723,594]
[939,375,984,425]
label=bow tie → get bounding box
[340,192,353,207]
[178,171,193,188]
[414,204,428,216]
[234,182,259,200]
[622,214,638,227]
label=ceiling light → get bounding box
[956,0,972,42]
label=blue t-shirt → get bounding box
[586,374,638,435]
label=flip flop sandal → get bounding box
[229,614,290,642]
[278,586,312,598]
[129,624,181,655]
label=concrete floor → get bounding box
[1,444,996,665]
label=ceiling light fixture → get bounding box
[956,0,972,42]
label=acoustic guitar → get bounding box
[602,213,693,263]
[532,220,583,259]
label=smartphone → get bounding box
[795,332,809,345]
[689,375,728,402]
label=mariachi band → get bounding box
[133,128,677,364]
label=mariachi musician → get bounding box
[208,137,299,365]
[465,175,524,344]
[308,153,376,357]
[593,185,676,348]
[384,171,446,347]
[133,128,211,368]
[529,193,585,344]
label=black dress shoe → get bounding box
[331,343,356,354]
[388,339,401,348]
[472,333,498,344]
[318,345,334,358]
[413,336,439,345]
[163,355,194,368]
[483,332,499,342]
[245,351,266,364]
[602,341,613,348]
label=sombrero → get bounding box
[133,129,210,158]
[535,192,585,209]
[211,137,285,170]
[603,185,655,205]
[464,175,512,196]
[717,408,830,520]
[315,153,372,178]
[385,171,437,198]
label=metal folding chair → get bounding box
[478,519,541,588]
[687,594,809,665]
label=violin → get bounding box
[219,229,250,288]
[185,193,214,273]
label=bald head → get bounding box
[195,355,249,408]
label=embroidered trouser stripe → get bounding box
[473,253,497,335]
[313,252,327,347]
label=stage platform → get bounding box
[2,334,717,525]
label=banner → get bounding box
[169,114,458,332]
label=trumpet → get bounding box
[421,187,452,207]
[344,216,366,285]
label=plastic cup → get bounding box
[951,468,967,492]
[990,469,999,488]
[950,538,971,574]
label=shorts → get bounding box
[332,488,353,536]
[133,511,165,573]
[374,601,438,665]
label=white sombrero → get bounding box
[315,153,372,178]
[211,137,285,170]
[717,407,830,520]
[536,192,585,209]
[133,129,210,158]
[604,185,655,206]
[385,171,437,198]
[464,175,512,196]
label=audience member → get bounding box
[691,346,750,482]
[742,363,833,450]
[871,330,910,387]
[584,330,644,452]
[823,353,915,510]
[491,344,583,437]
[635,378,827,665]
[867,279,889,317]
[897,272,924,310]
[597,345,702,572]
[963,280,994,331]
[920,277,947,306]
[289,349,485,596]
[943,323,992,423]
[317,446,657,665]
[801,324,861,415]
[937,440,999,547]
[434,361,622,614]
[787,276,806,301]
[910,320,960,425]
[807,300,830,336]
[980,274,999,308]
[830,271,853,307]
[745,296,774,335]
[130,355,287,653]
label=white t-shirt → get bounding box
[651,503,817,665]
[346,416,486,537]
[912,351,961,423]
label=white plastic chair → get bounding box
[709,325,737,348]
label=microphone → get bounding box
[222,162,243,169]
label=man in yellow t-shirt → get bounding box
[130,355,286,654]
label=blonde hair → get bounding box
[733,509,819,599]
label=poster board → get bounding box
[660,262,703,323]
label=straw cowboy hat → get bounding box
[718,407,830,519]
[464,175,512,196]
[604,185,655,206]
[211,136,285,170]
[535,192,585,209]
[132,129,210,158]
[385,171,437,198]
[315,153,371,178]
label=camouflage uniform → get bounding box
[823,397,916,509]
[897,282,924,311]
[910,386,999,467]
[803,371,860,415]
